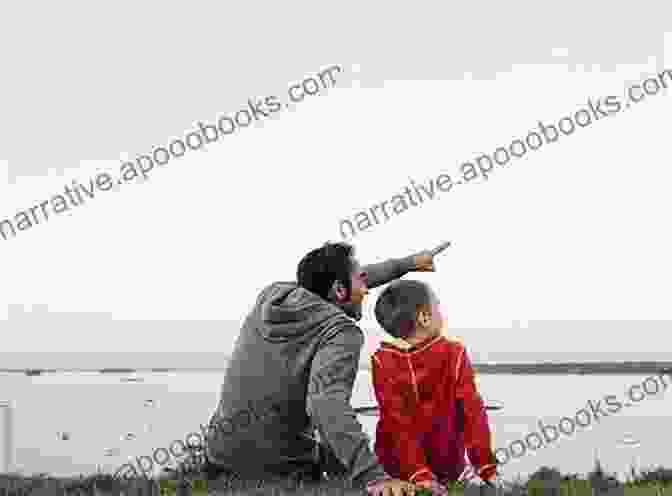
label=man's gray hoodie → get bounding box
[204,255,416,485]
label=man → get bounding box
[203,241,451,496]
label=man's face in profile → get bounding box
[338,257,368,320]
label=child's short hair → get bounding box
[374,279,433,339]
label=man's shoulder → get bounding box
[321,314,364,343]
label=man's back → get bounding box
[204,281,360,477]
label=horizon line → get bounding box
[2,361,671,375]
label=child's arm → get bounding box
[454,346,498,481]
[371,356,436,484]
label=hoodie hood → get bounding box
[256,282,349,342]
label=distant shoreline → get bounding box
[2,362,671,376]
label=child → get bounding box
[371,279,498,492]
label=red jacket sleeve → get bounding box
[454,346,497,478]
[371,356,435,484]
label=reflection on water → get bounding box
[1,371,669,481]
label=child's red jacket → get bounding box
[371,334,496,484]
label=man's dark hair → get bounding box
[296,242,356,300]
[374,279,433,339]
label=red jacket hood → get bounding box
[373,334,466,380]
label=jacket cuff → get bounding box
[409,468,435,484]
[397,255,417,275]
[477,464,498,479]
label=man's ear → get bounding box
[331,280,348,303]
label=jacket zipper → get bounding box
[407,356,419,402]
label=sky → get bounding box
[0,1,671,361]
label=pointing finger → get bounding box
[431,241,451,256]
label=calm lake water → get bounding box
[1,371,670,482]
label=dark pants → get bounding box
[204,442,347,485]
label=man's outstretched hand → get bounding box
[413,241,451,272]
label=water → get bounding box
[1,371,670,482]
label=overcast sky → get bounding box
[1,1,671,363]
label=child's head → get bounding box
[374,279,444,340]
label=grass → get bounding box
[1,461,671,496]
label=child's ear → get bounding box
[416,306,432,329]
